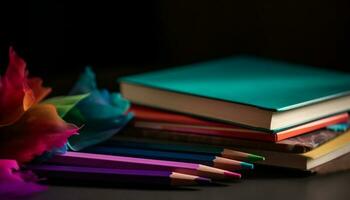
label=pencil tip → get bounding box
[195,177,212,185]
[241,162,254,169]
[224,171,241,179]
[248,154,265,162]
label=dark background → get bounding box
[0,1,349,94]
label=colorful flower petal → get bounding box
[0,47,32,126]
[68,113,133,151]
[0,159,46,199]
[0,47,51,126]
[28,77,52,104]
[0,104,78,163]
[63,67,133,150]
[43,94,90,118]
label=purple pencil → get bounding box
[49,152,241,180]
[27,164,211,186]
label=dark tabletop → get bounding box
[28,169,350,200]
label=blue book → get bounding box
[119,56,350,130]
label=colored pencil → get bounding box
[83,146,254,171]
[105,139,265,162]
[27,164,211,186]
[49,152,241,180]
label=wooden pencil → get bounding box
[105,139,265,162]
[49,152,241,180]
[27,164,212,186]
[84,146,254,171]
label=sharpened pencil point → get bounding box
[195,177,212,185]
[224,171,241,179]
[247,154,265,162]
[241,162,254,169]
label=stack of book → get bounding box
[118,56,350,172]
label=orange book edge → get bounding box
[130,105,349,142]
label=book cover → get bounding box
[120,56,350,111]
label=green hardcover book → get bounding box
[119,56,350,131]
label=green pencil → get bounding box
[105,138,265,162]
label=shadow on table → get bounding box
[36,166,315,191]
[38,178,237,191]
[242,154,350,179]
[240,165,313,179]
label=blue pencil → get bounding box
[103,139,264,162]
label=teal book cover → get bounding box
[119,56,350,111]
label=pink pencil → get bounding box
[49,152,241,180]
